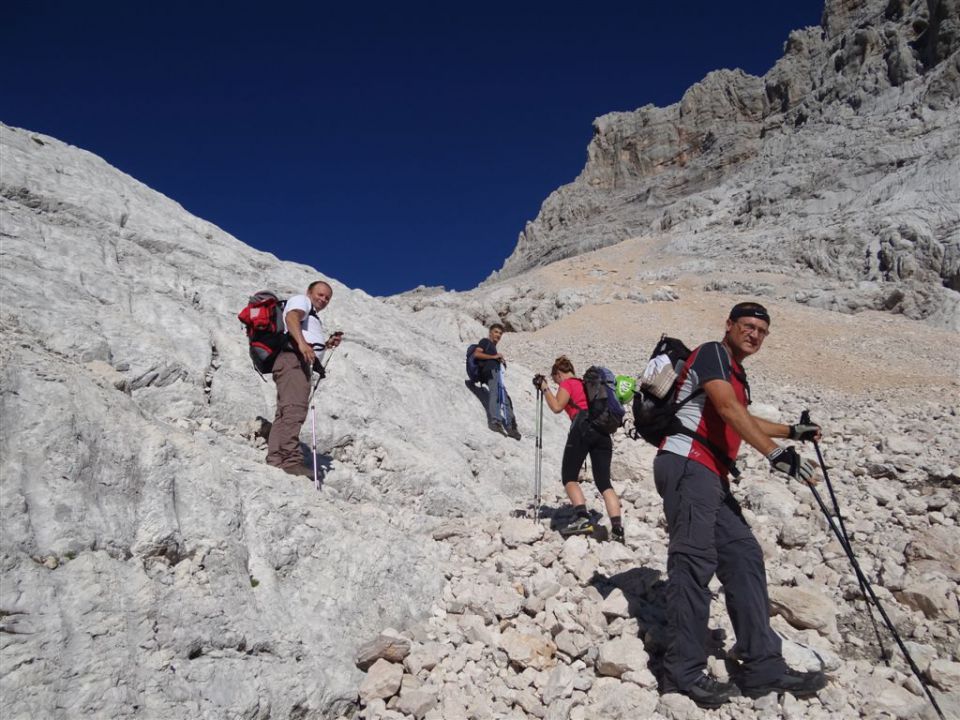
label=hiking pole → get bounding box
[800,410,889,664]
[322,341,338,371]
[498,365,508,426]
[535,387,544,523]
[798,463,945,719]
[308,344,337,405]
[308,343,338,491]
[310,399,320,491]
[532,375,546,522]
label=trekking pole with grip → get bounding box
[799,411,945,720]
[532,376,546,523]
[536,389,545,522]
[307,338,340,490]
[310,401,320,491]
[498,365,508,426]
[800,410,888,662]
[308,340,339,404]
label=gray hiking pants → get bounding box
[266,350,311,470]
[654,452,786,690]
[485,366,513,427]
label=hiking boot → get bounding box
[740,668,826,699]
[506,424,522,440]
[664,674,739,709]
[559,516,594,536]
[488,420,507,435]
[611,525,625,544]
[282,465,314,478]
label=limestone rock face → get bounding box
[0,123,569,719]
[489,0,960,328]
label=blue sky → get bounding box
[3,1,824,295]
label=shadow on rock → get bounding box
[298,443,334,487]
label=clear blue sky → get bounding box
[3,1,824,295]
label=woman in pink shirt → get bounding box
[538,356,624,542]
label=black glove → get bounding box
[767,446,816,483]
[789,423,820,441]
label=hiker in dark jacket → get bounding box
[473,323,520,438]
[266,280,342,476]
[537,355,624,542]
[655,302,825,708]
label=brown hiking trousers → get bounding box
[266,350,311,469]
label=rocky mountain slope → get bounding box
[381,230,960,720]
[488,0,960,329]
[0,123,566,718]
[1,2,959,717]
[3,120,959,720]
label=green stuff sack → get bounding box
[614,375,636,404]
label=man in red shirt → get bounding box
[655,302,825,707]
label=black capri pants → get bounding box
[561,414,613,493]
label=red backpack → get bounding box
[237,291,289,376]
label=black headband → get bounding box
[729,306,771,324]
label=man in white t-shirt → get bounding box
[266,280,342,475]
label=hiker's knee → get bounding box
[281,402,308,425]
[594,474,613,494]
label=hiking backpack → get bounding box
[580,366,625,434]
[631,335,696,444]
[465,343,482,383]
[631,335,745,478]
[237,291,289,376]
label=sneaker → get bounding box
[740,668,826,699]
[664,674,739,709]
[559,516,594,536]
[488,420,507,435]
[611,525,625,544]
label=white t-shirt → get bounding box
[283,295,327,356]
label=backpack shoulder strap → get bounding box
[671,425,741,479]
[668,386,741,478]
[563,378,586,413]
[731,366,751,404]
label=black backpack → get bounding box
[631,335,744,479]
[465,343,482,384]
[237,291,290,376]
[579,366,625,434]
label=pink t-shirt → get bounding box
[559,378,587,421]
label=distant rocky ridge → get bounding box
[489,0,960,329]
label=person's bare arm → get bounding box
[539,380,571,414]
[286,310,315,363]
[473,346,503,363]
[704,378,819,484]
[753,415,822,442]
[752,416,791,439]
[703,379,779,455]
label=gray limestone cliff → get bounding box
[490,0,960,328]
[0,124,562,719]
